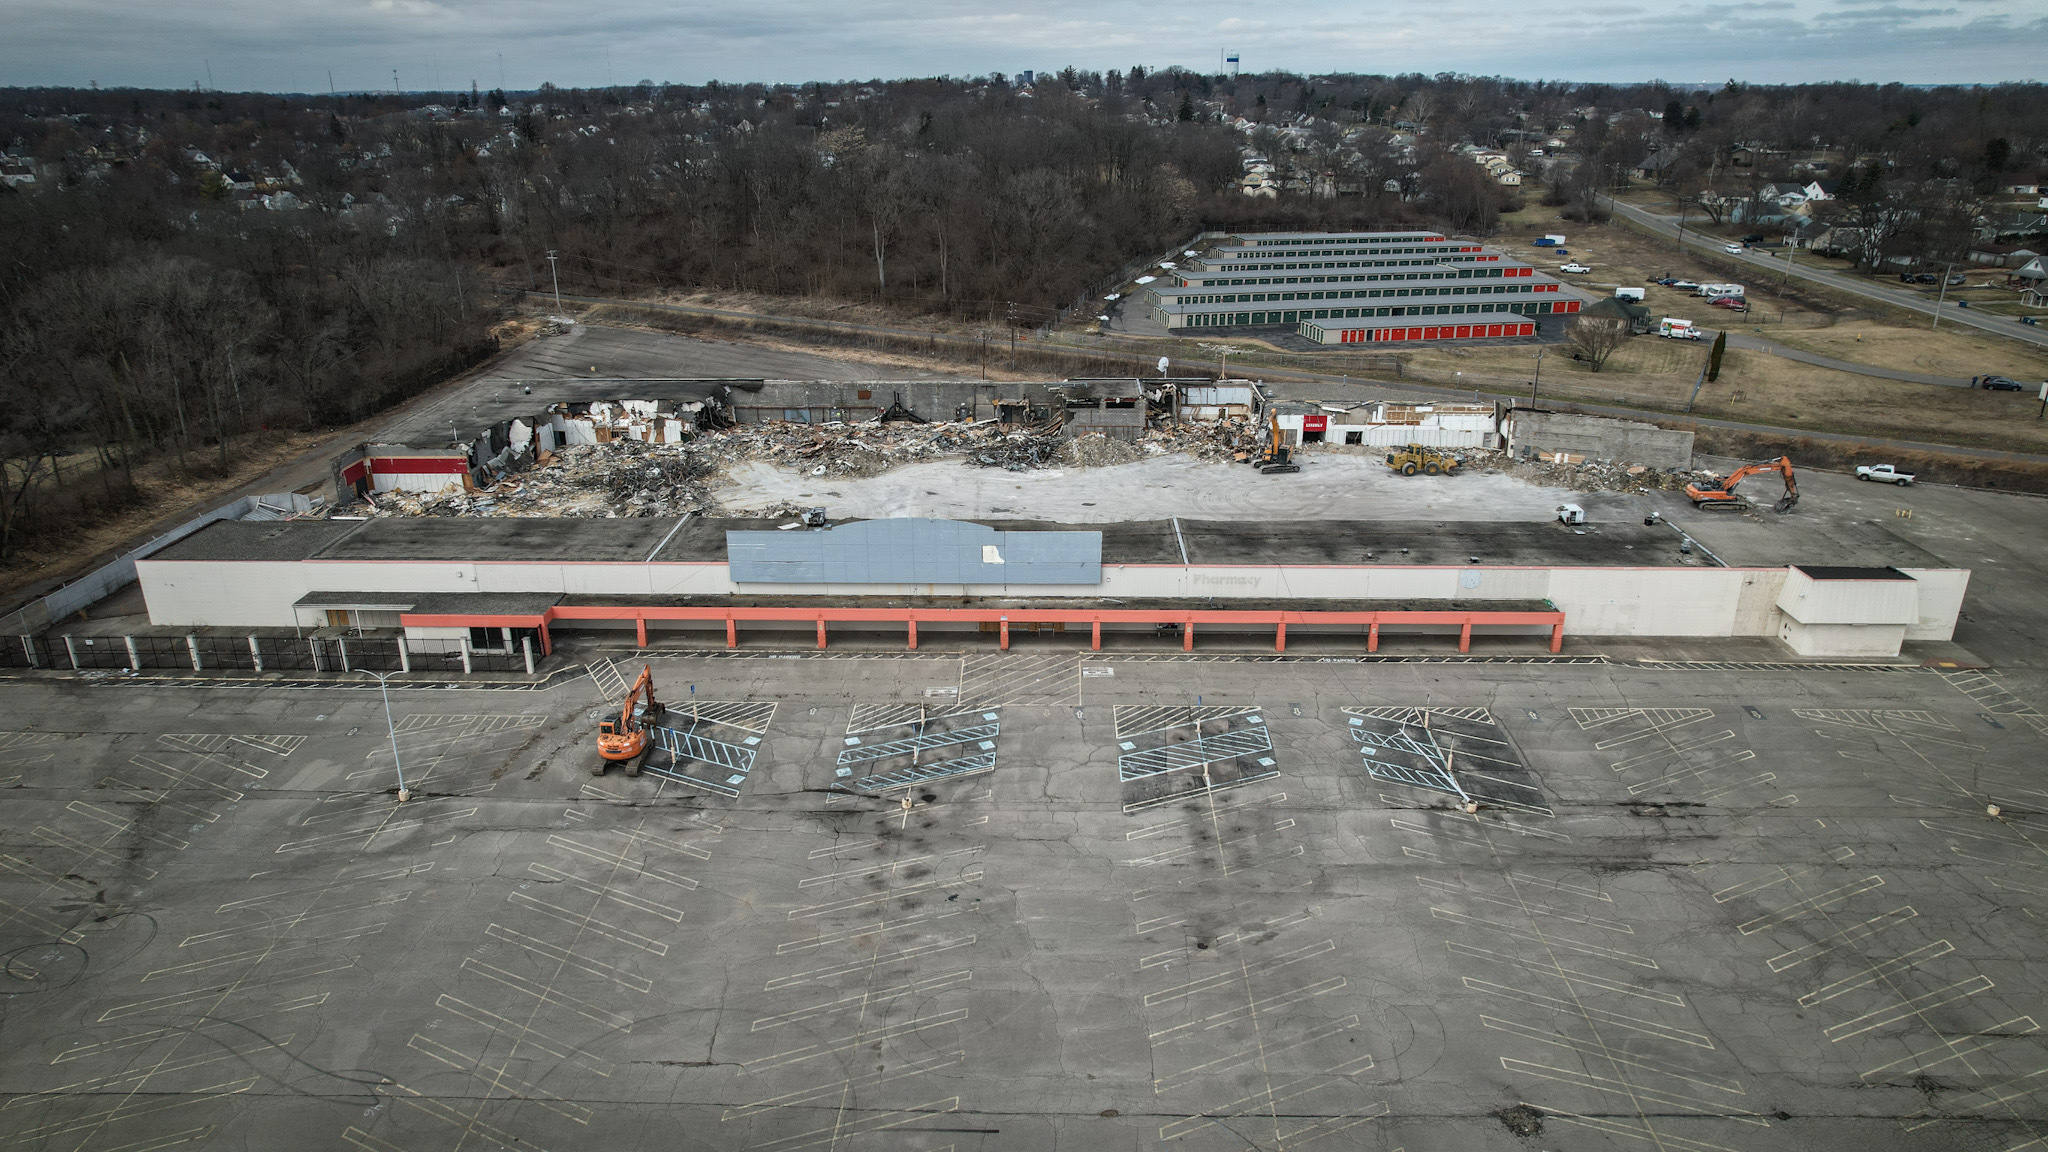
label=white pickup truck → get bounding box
[1856,464,1915,485]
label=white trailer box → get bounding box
[1613,287,1646,301]
[1697,283,1745,300]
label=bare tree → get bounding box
[1567,315,1631,372]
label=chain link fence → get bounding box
[0,635,533,675]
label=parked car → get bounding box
[1982,375,2024,391]
[1914,273,1939,284]
[1740,234,1765,244]
[1669,280,1700,291]
[1724,243,1744,254]
[1560,262,1592,274]
[1710,296,1750,312]
[1554,248,1570,256]
[1948,274,1968,286]
[1856,465,1915,485]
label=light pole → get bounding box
[358,669,410,802]
[545,250,563,313]
[1930,260,1956,331]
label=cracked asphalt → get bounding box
[2,652,2047,1150]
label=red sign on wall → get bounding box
[1302,415,1328,432]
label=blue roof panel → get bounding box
[727,518,1102,585]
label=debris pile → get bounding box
[350,416,1216,520]
[1489,451,1694,494]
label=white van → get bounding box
[1697,283,1745,300]
[1659,318,1701,340]
[1613,287,1646,301]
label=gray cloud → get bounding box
[0,0,2041,90]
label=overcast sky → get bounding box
[3,0,2044,92]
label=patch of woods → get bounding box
[0,183,493,568]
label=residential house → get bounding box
[1635,150,1680,183]
[1969,243,2043,269]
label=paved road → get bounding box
[1604,194,2048,354]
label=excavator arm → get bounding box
[1687,456,1798,512]
[595,665,660,774]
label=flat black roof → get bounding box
[316,517,680,563]
[146,515,1712,569]
[146,520,368,563]
[1794,565,1913,581]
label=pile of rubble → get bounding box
[1488,451,1695,494]
[352,416,1222,520]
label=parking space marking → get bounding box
[505,891,669,954]
[740,1009,971,1071]
[1799,940,1957,1006]
[474,923,652,994]
[352,1081,554,1152]
[526,861,685,921]
[749,971,972,1032]
[1152,1015,1360,1093]
[1538,1104,1745,1152]
[746,1097,961,1151]
[1156,1063,1382,1143]
[1862,1018,2041,1082]
[1147,977,1349,1045]
[774,908,962,954]
[958,651,1077,707]
[1736,876,1885,933]
[434,993,613,1075]
[405,1034,593,1125]
[457,957,637,1030]
[1504,1058,1768,1124]
[721,1052,967,1123]
[762,936,978,990]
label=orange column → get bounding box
[907,618,918,650]
[1459,622,1472,653]
[725,616,736,649]
[816,619,827,649]
[1091,620,1101,651]
[539,621,552,656]
[1274,621,1287,652]
[999,619,1009,650]
[1368,622,1380,652]
[1550,621,1564,653]
[1183,621,1194,652]
[636,617,647,648]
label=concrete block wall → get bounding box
[1506,411,1695,470]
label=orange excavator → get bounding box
[1251,411,1301,475]
[1686,456,1799,513]
[594,665,663,777]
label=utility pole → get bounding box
[1686,357,1709,412]
[1931,260,1956,330]
[1530,348,1544,404]
[545,250,562,312]
[358,670,411,801]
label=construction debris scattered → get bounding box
[337,383,1703,521]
